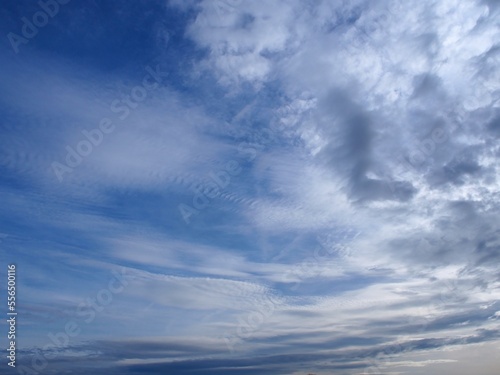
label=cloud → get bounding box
[2,0,499,374]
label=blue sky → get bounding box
[1,0,499,374]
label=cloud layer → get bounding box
[0,0,499,374]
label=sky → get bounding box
[0,0,499,374]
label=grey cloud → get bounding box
[352,177,416,202]
[411,73,444,99]
[475,44,500,81]
[319,89,417,203]
[475,232,500,266]
[487,111,500,136]
[481,0,500,13]
[380,195,500,274]
[427,158,482,187]
[20,327,500,375]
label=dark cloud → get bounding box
[475,232,500,266]
[319,89,416,202]
[487,112,500,136]
[481,0,500,12]
[428,158,482,187]
[411,73,444,99]
[20,327,500,375]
